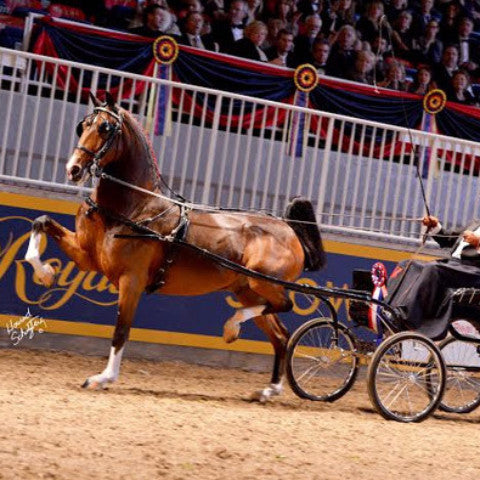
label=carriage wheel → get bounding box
[367,332,446,422]
[437,336,480,414]
[286,318,358,402]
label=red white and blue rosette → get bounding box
[153,35,179,65]
[423,88,447,115]
[371,262,387,288]
[368,262,388,333]
[293,64,318,92]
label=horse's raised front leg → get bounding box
[83,274,144,390]
[25,215,94,287]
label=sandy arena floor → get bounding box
[1,347,480,480]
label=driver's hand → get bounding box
[463,230,480,248]
[422,215,439,229]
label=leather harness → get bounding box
[77,105,190,294]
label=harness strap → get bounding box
[83,197,190,294]
[145,205,190,294]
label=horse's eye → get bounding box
[98,122,112,135]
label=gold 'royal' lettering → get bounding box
[0,216,118,310]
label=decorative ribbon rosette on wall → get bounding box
[289,64,319,157]
[149,35,179,135]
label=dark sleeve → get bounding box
[432,228,460,249]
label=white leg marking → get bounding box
[223,305,265,343]
[251,379,284,403]
[25,231,55,287]
[83,346,125,390]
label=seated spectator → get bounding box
[129,3,180,37]
[230,20,268,61]
[263,18,285,49]
[176,0,213,34]
[411,0,442,37]
[178,11,219,50]
[412,19,443,65]
[465,0,480,31]
[433,44,459,94]
[439,1,462,44]
[176,0,204,21]
[455,16,480,78]
[204,0,226,22]
[297,0,323,22]
[311,38,330,74]
[448,69,479,105]
[326,24,361,79]
[321,0,355,41]
[246,0,264,23]
[355,0,390,47]
[271,0,300,37]
[391,11,415,62]
[265,28,296,67]
[292,13,322,65]
[129,0,165,29]
[212,0,248,53]
[377,60,408,90]
[385,0,408,24]
[347,50,375,84]
[408,66,437,95]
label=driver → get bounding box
[391,215,480,335]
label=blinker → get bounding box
[98,121,113,135]
[76,121,83,137]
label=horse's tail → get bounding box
[285,197,326,271]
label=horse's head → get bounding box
[66,92,123,183]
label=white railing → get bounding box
[1,47,480,242]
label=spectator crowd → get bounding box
[1,0,480,104]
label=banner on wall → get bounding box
[30,16,480,153]
[0,192,430,352]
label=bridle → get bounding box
[75,106,123,177]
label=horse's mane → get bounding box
[118,107,161,186]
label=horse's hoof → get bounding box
[250,383,283,403]
[38,264,56,288]
[223,319,240,343]
[82,378,107,390]
[249,390,270,403]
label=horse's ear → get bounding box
[105,92,116,108]
[89,92,102,107]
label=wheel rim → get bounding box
[440,338,480,412]
[290,323,357,400]
[373,336,444,421]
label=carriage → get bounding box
[285,260,480,422]
[24,92,480,423]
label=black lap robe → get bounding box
[387,258,480,340]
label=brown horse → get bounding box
[25,92,325,401]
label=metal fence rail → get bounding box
[1,47,480,242]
